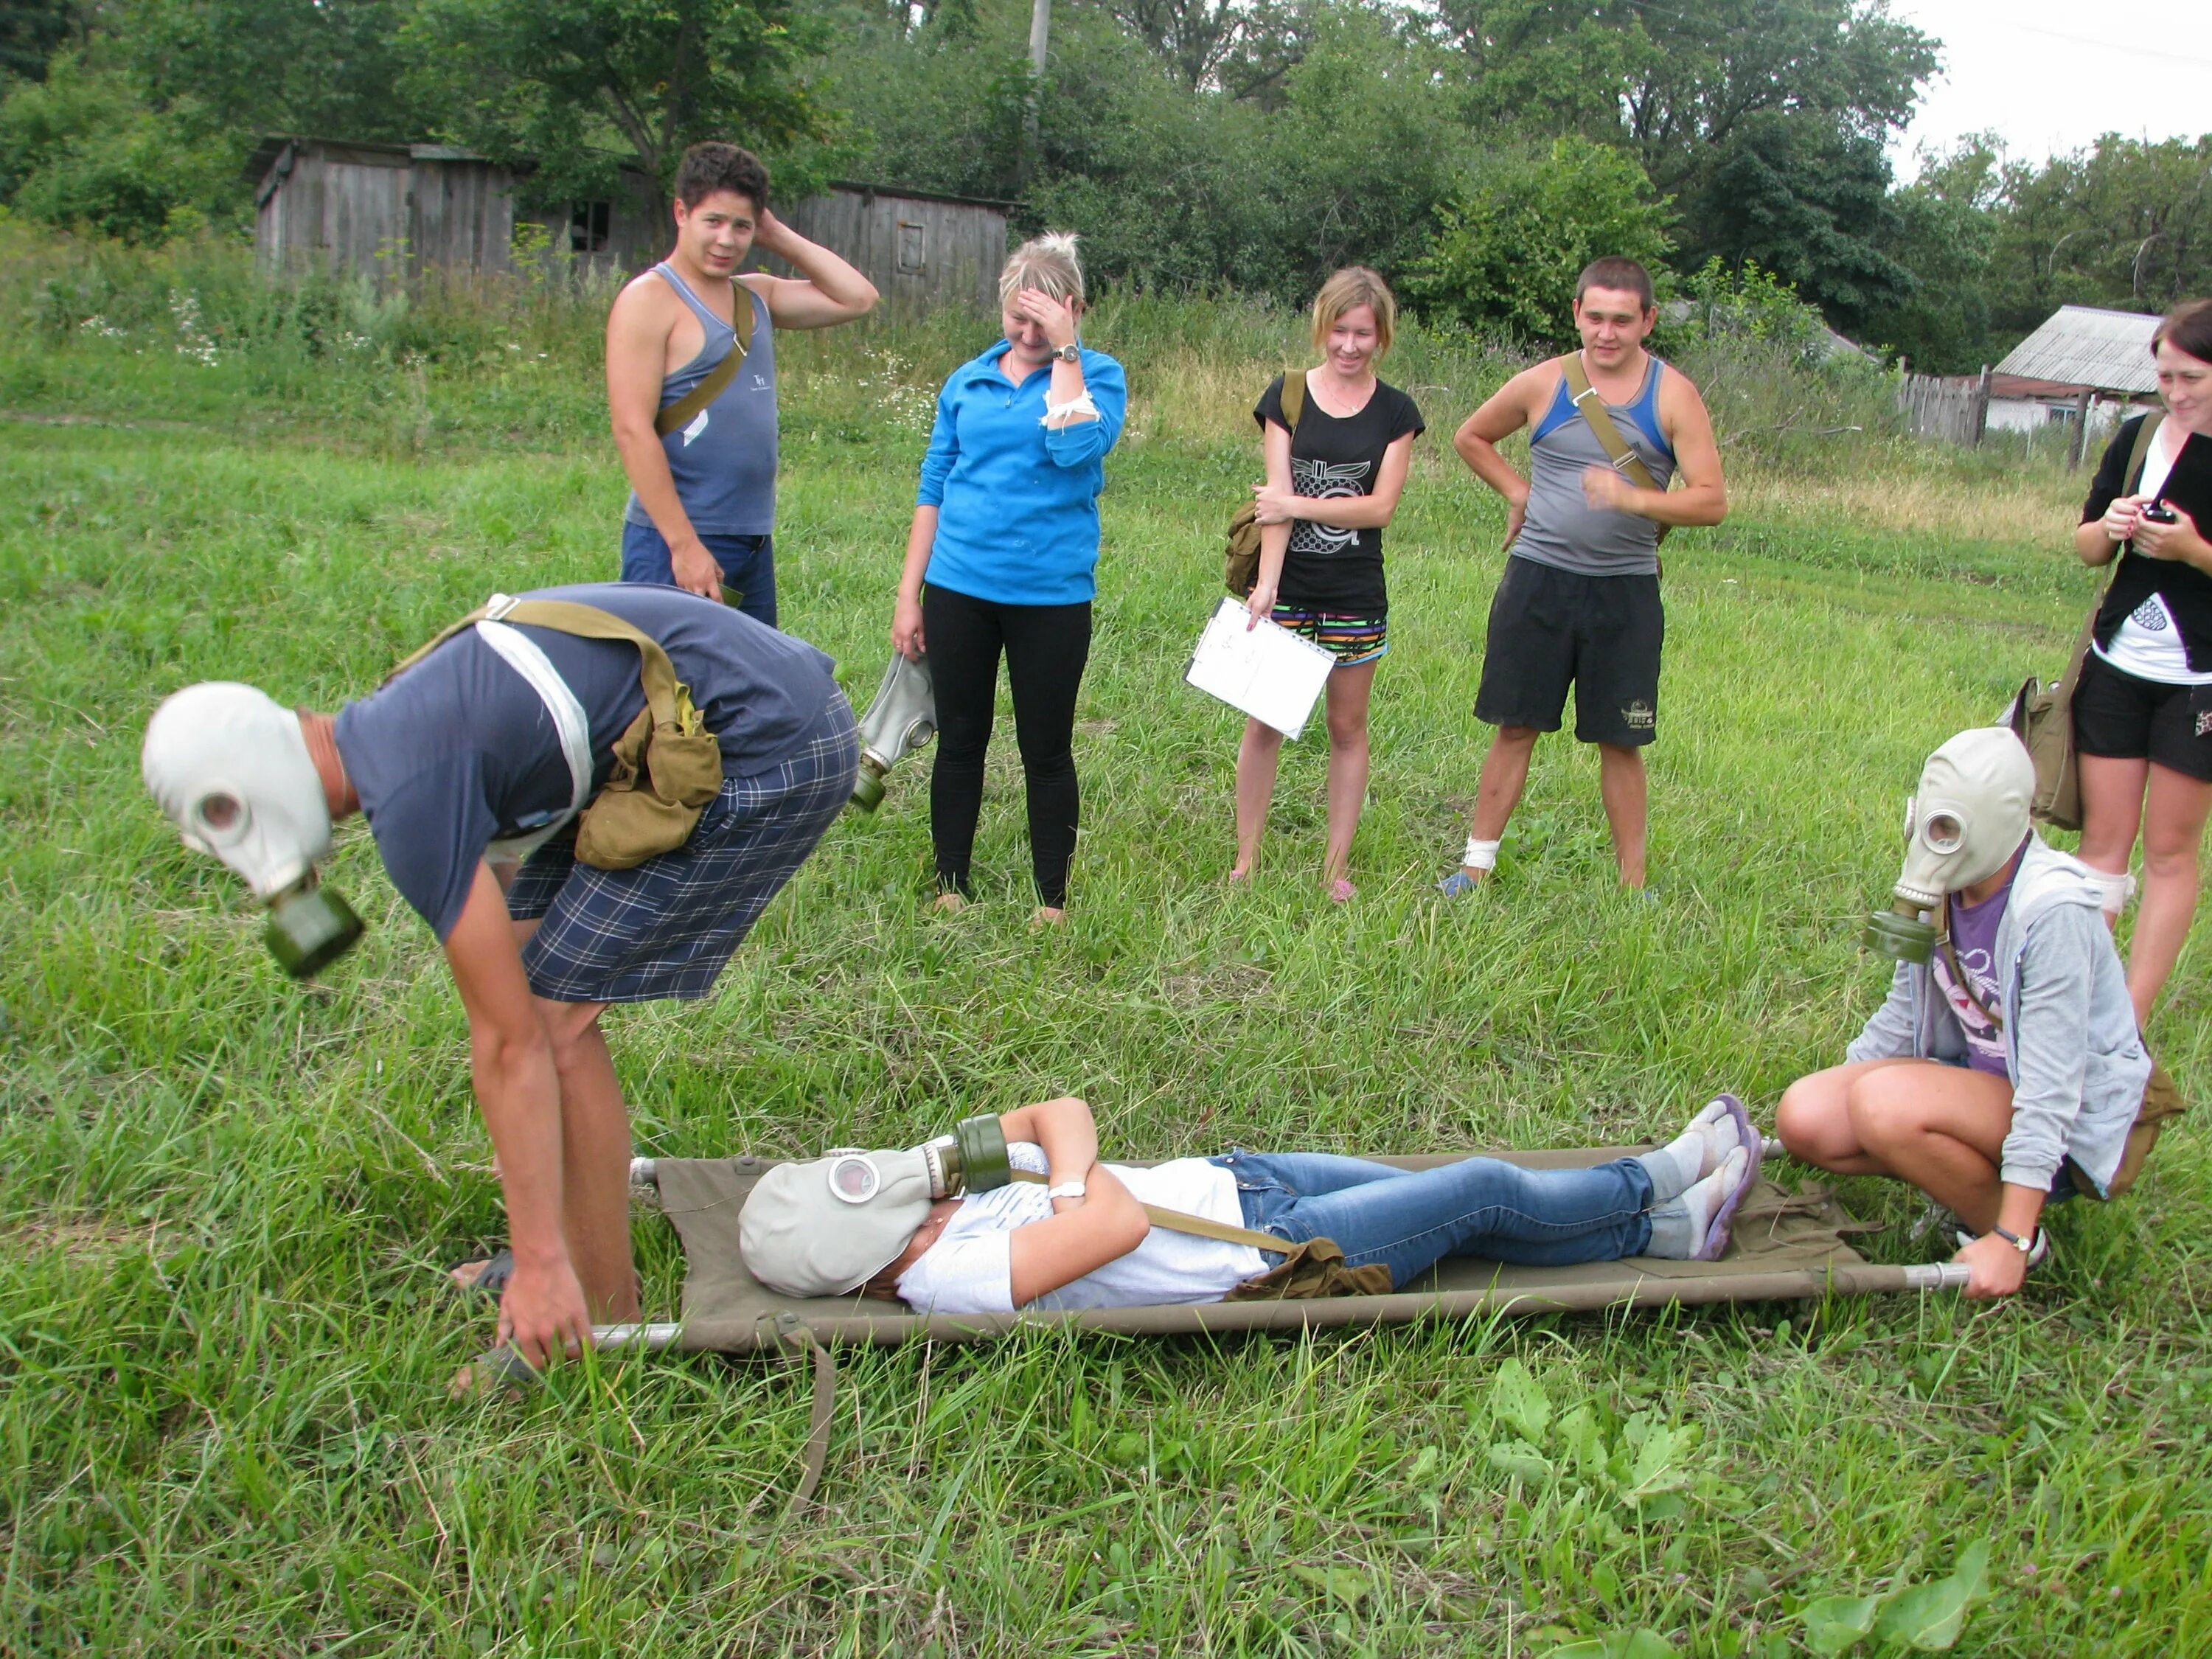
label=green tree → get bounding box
[1,0,84,85]
[1985,134,2212,335]
[1407,134,1673,344]
[122,0,421,143]
[1683,113,1913,335]
[1438,0,1935,330]
[1863,137,2000,372]
[0,49,236,240]
[402,0,840,220]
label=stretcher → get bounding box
[564,1144,1966,1505]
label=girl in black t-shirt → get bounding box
[2073,296,2212,1026]
[1230,268,1425,900]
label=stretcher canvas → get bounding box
[641,1147,1925,1354]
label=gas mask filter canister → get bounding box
[1865,726,2034,963]
[142,683,365,978]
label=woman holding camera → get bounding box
[891,233,1126,924]
[1231,268,1424,901]
[2073,297,2212,1026]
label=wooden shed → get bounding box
[248,138,518,283]
[756,183,1011,314]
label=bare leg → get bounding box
[1461,724,1540,881]
[1321,661,1377,887]
[536,997,639,1323]
[1776,1058,2015,1233]
[1596,742,1648,889]
[1232,717,1285,878]
[2076,752,2149,934]
[2128,762,2212,1026]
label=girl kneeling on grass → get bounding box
[1776,727,2155,1301]
[1231,268,1425,902]
[740,1095,1761,1315]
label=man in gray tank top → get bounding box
[1438,257,1728,896]
[607,143,878,626]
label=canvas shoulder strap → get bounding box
[386,595,700,734]
[1563,350,1662,493]
[1280,367,1307,433]
[1563,351,1671,549]
[653,282,756,438]
[1011,1170,1284,1252]
[2124,411,2165,496]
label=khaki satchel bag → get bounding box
[2010,412,2164,831]
[390,597,726,871]
[653,282,754,438]
[1563,350,1672,555]
[1225,369,1309,597]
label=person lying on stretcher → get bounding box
[739,1095,1764,1313]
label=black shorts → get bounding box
[2073,652,2212,782]
[1474,557,1663,746]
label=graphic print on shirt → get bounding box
[1288,457,1371,556]
[2131,596,2172,632]
[1931,942,2006,1072]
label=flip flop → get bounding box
[1692,1094,1762,1262]
[450,1247,515,1301]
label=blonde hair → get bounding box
[1310,267,1396,358]
[999,231,1085,309]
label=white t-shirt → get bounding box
[2094,425,2212,684]
[894,1142,1267,1315]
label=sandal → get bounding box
[450,1248,514,1301]
[1329,878,1357,904]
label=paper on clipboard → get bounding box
[1184,596,1337,739]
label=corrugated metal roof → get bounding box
[1994,305,2161,394]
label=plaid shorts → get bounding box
[1270,605,1388,667]
[507,695,858,1003]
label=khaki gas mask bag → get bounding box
[392,597,725,870]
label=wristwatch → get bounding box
[1990,1225,2034,1253]
[1054,342,1081,364]
[1046,1180,1087,1202]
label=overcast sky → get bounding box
[1888,0,2212,179]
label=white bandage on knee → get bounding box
[2084,866,2136,918]
[1464,837,1501,872]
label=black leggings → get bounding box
[923,584,1092,906]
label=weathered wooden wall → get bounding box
[759,189,1008,313]
[1896,370,1989,448]
[254,143,515,285]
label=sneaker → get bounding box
[1436,868,1481,897]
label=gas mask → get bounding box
[849,651,938,813]
[142,683,364,978]
[1865,727,2033,963]
[740,1114,1014,1298]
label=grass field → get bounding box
[5,258,2211,1655]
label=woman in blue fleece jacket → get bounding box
[891,232,1127,922]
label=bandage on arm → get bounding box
[1041,392,1100,429]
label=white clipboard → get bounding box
[1183,597,1337,740]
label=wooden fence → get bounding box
[1897,369,1990,447]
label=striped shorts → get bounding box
[1270,605,1388,667]
[507,695,858,1004]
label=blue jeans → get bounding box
[1212,1151,1656,1288]
[620,521,778,627]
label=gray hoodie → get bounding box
[1846,833,2149,1195]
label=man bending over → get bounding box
[144,584,858,1367]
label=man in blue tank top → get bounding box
[1438,257,1728,896]
[607,143,879,626]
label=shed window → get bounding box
[570,201,611,254]
[897,220,927,274]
